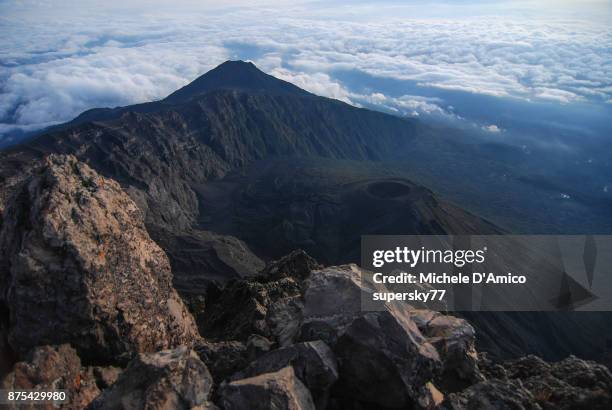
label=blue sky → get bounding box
[0,0,610,138]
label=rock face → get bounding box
[90,346,214,410]
[2,344,100,409]
[219,366,315,410]
[0,155,199,363]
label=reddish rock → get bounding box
[2,344,100,409]
[0,155,199,363]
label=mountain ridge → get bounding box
[34,60,386,139]
[1,61,611,367]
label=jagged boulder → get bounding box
[2,344,100,409]
[90,346,214,409]
[204,263,446,408]
[196,250,320,345]
[296,264,365,346]
[0,155,199,362]
[231,341,338,409]
[283,265,442,408]
[409,309,483,391]
[219,366,315,410]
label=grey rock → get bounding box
[90,346,212,410]
[297,265,364,345]
[219,366,315,410]
[410,309,483,391]
[231,341,338,408]
[334,310,441,409]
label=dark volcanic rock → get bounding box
[334,311,441,409]
[443,379,540,410]
[90,346,214,410]
[202,263,453,408]
[195,340,251,383]
[505,355,612,410]
[0,155,199,363]
[259,249,321,282]
[199,276,301,342]
[460,353,612,409]
[410,309,483,391]
[2,344,100,409]
[231,341,338,409]
[219,366,315,410]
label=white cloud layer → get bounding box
[0,0,610,135]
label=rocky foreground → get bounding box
[0,155,610,409]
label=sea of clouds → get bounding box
[0,0,610,137]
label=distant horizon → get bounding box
[1,0,610,140]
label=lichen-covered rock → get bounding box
[231,341,338,409]
[90,346,213,410]
[219,366,315,410]
[1,344,100,409]
[0,155,199,362]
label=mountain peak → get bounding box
[164,60,311,103]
